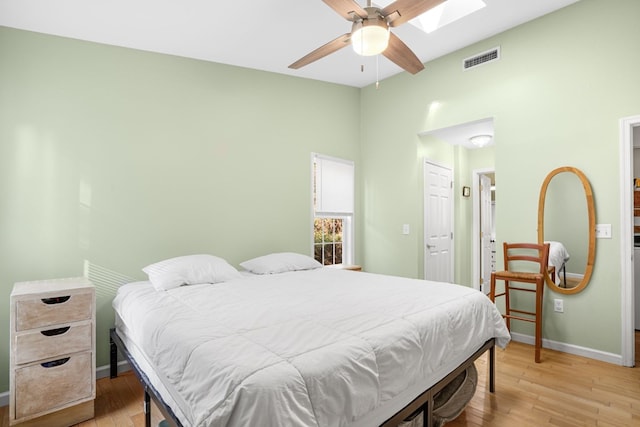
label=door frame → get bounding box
[472,168,495,292]
[423,159,455,282]
[619,115,640,367]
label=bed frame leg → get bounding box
[489,343,495,392]
[144,388,152,427]
[424,395,433,427]
[110,329,118,379]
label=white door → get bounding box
[480,174,493,293]
[424,161,453,283]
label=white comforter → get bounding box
[113,268,510,427]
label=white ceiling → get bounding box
[420,117,495,149]
[0,0,579,88]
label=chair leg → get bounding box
[504,280,511,331]
[534,277,544,363]
[489,273,496,302]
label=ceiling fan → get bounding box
[289,0,446,75]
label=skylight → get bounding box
[377,0,486,34]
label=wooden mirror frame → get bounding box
[537,166,595,294]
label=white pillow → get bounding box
[143,254,242,291]
[240,252,322,275]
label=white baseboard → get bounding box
[510,332,623,365]
[0,362,132,409]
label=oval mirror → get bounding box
[537,167,595,294]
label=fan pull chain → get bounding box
[376,55,380,89]
[360,25,365,73]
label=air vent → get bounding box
[463,47,500,70]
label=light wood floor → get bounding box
[2,335,639,427]
[446,335,640,427]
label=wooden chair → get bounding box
[489,242,550,363]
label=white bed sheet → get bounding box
[113,268,510,427]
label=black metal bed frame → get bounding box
[110,328,496,427]
[110,328,184,427]
[379,338,495,427]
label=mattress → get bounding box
[113,268,510,427]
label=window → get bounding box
[314,218,344,265]
[312,154,354,266]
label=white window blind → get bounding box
[314,155,354,215]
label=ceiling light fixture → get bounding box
[469,134,492,147]
[351,16,390,56]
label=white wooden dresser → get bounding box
[9,277,96,426]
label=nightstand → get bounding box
[326,264,362,271]
[9,277,95,426]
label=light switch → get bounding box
[402,224,410,235]
[595,224,612,239]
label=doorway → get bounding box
[472,169,495,293]
[620,115,640,366]
[419,117,495,287]
[423,160,453,283]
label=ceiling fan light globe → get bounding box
[351,20,390,56]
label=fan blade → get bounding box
[323,0,368,20]
[382,0,446,27]
[382,32,424,74]
[289,33,352,69]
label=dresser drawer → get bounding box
[14,323,92,365]
[14,352,93,420]
[15,292,93,331]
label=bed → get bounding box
[109,254,511,427]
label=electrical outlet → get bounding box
[554,298,564,313]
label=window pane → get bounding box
[314,220,323,244]
[334,219,343,242]
[314,244,323,264]
[322,219,331,243]
[328,219,336,242]
[323,244,334,265]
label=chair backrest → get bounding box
[502,242,550,274]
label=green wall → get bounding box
[1,0,639,395]
[0,27,361,392]
[360,0,640,354]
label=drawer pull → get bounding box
[41,326,71,336]
[41,296,70,305]
[41,357,70,368]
